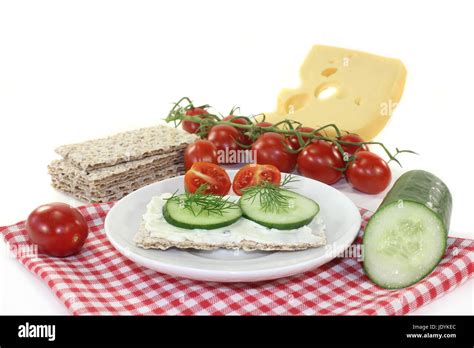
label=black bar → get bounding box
[0,315,472,346]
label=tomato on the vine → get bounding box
[297,141,344,185]
[338,133,369,157]
[256,121,273,128]
[184,162,231,195]
[222,115,252,146]
[345,151,391,194]
[222,115,249,126]
[252,132,297,173]
[182,107,209,134]
[184,140,218,171]
[232,164,281,195]
[288,126,321,151]
[207,125,242,163]
[26,203,89,257]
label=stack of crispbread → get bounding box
[48,125,197,203]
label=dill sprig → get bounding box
[166,185,239,216]
[241,174,299,213]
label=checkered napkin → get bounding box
[1,203,473,315]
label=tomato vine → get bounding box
[165,97,416,167]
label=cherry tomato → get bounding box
[26,203,89,257]
[222,115,252,146]
[256,121,273,128]
[232,164,281,195]
[184,162,231,195]
[184,140,218,171]
[297,141,344,185]
[288,127,321,151]
[345,151,391,194]
[222,115,249,126]
[338,133,369,157]
[182,107,209,134]
[207,125,242,163]
[252,132,297,173]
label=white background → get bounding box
[0,0,472,314]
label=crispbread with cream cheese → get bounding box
[134,221,326,251]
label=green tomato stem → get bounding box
[165,97,415,167]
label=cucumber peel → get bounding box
[163,194,242,230]
[239,189,319,230]
[363,170,452,289]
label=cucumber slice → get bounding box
[163,194,242,230]
[363,170,452,289]
[239,189,319,230]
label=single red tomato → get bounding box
[338,133,369,157]
[182,107,209,134]
[252,132,297,173]
[26,203,89,257]
[184,162,231,195]
[207,125,242,163]
[222,115,252,146]
[345,151,391,194]
[288,127,321,151]
[232,164,281,195]
[222,115,249,126]
[297,141,344,185]
[184,140,218,171]
[256,121,273,128]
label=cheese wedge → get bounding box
[265,45,407,140]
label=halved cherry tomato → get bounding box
[345,151,391,194]
[222,115,252,146]
[26,203,89,257]
[287,126,321,151]
[184,162,231,195]
[338,133,369,157]
[297,141,344,185]
[184,140,218,171]
[252,132,297,173]
[182,107,209,134]
[232,164,281,195]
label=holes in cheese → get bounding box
[284,93,309,114]
[315,84,339,100]
[267,45,407,140]
[321,67,338,77]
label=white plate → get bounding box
[105,171,361,282]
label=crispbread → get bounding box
[48,153,183,187]
[51,165,184,202]
[55,125,197,171]
[134,222,327,252]
[50,166,183,196]
[51,175,181,203]
[53,174,180,203]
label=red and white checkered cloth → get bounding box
[1,203,473,315]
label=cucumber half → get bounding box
[239,189,319,230]
[163,194,242,230]
[363,170,452,289]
